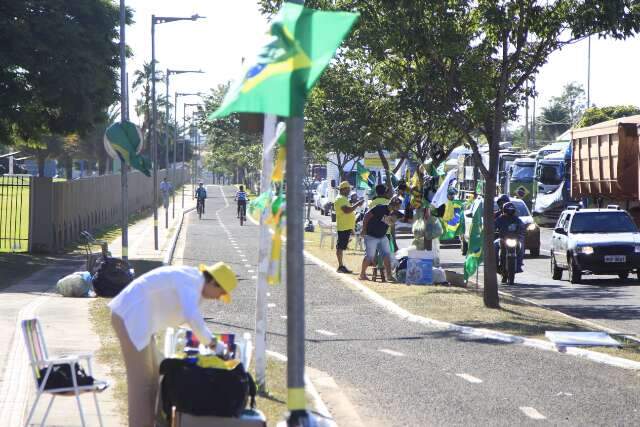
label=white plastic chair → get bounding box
[21,318,108,427]
[318,222,336,248]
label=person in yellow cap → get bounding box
[334,180,364,273]
[108,263,237,427]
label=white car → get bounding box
[314,180,328,211]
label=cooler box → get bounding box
[406,250,433,285]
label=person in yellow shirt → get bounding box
[334,181,364,273]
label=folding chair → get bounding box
[21,318,109,427]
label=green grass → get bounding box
[0,176,30,252]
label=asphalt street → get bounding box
[180,186,640,426]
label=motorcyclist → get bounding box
[494,202,525,278]
[194,181,207,213]
[495,194,510,220]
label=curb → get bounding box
[303,251,640,371]
[163,207,196,266]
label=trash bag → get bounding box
[56,272,94,297]
[394,256,408,283]
[92,257,134,297]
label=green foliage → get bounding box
[0,0,125,145]
[576,105,640,127]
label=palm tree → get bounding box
[132,61,164,156]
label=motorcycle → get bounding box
[499,234,520,286]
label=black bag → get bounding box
[92,257,133,297]
[160,358,256,420]
[38,363,94,390]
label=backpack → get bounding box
[92,257,133,297]
[160,358,256,420]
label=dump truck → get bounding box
[570,115,640,226]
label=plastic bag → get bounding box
[56,272,94,297]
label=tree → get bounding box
[132,61,165,158]
[576,105,640,127]
[0,0,124,146]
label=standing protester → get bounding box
[109,263,238,427]
[335,181,364,273]
[368,183,390,208]
[359,197,402,281]
[160,177,172,209]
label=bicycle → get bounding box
[238,200,247,226]
[196,198,205,220]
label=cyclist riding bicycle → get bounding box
[194,181,207,214]
[235,186,248,219]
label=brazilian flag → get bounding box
[464,202,484,280]
[104,121,151,177]
[356,163,370,190]
[210,3,359,119]
[439,200,464,241]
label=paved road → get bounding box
[177,186,640,426]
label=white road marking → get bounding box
[268,303,276,308]
[245,264,251,267]
[316,329,337,336]
[520,407,546,420]
[455,373,483,384]
[248,269,255,273]
[281,315,287,320]
[267,292,271,297]
[251,275,257,279]
[378,348,405,357]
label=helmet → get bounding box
[497,194,510,207]
[198,181,204,185]
[447,187,458,196]
[503,202,516,216]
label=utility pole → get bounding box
[524,84,529,151]
[119,0,129,262]
[151,15,159,250]
[587,36,591,108]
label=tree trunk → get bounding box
[482,173,499,308]
[65,157,73,180]
[377,149,392,188]
[392,156,406,174]
[98,154,107,175]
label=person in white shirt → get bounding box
[109,262,237,427]
[160,177,172,208]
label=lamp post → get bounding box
[182,103,202,208]
[151,13,204,250]
[173,92,202,217]
[119,0,129,261]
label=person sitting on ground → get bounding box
[194,181,207,213]
[235,185,248,218]
[359,196,403,281]
[109,263,238,427]
[335,181,364,273]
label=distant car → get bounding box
[462,197,540,256]
[304,180,319,204]
[550,207,640,283]
[314,180,328,211]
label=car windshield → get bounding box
[538,163,563,185]
[570,212,639,233]
[511,164,534,181]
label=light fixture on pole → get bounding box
[173,92,203,217]
[151,13,205,249]
[164,70,203,227]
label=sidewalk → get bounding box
[0,196,195,426]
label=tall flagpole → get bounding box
[119,0,129,262]
[255,115,277,392]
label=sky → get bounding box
[123,1,640,126]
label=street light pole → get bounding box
[182,102,202,206]
[150,13,205,250]
[119,0,128,262]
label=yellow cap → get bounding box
[338,181,351,190]
[199,262,237,303]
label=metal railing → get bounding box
[0,174,31,252]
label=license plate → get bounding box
[604,255,626,263]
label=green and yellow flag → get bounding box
[104,121,151,177]
[356,163,370,190]
[464,202,484,280]
[210,3,359,118]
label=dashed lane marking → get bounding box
[455,373,483,384]
[378,348,404,357]
[281,315,287,320]
[268,303,276,308]
[248,269,255,273]
[245,264,251,267]
[316,329,337,336]
[520,407,546,420]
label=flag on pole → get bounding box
[209,3,359,119]
[464,203,484,280]
[439,200,465,241]
[431,168,458,208]
[356,163,370,190]
[104,121,151,176]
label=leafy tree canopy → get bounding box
[576,105,640,127]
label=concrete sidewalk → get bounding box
[0,196,195,426]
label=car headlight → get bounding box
[527,223,537,231]
[506,238,518,248]
[578,246,594,255]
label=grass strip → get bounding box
[303,226,640,362]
